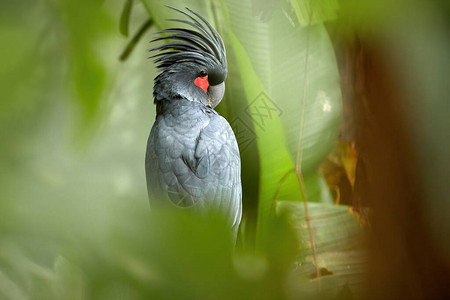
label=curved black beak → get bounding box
[207,82,225,108]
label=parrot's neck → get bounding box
[155,98,212,118]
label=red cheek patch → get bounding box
[194,75,209,92]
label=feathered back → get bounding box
[150,7,227,73]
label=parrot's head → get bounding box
[150,7,227,109]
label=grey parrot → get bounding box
[145,7,242,241]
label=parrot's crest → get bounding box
[150,7,227,86]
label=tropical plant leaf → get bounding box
[278,201,367,298]
[225,0,342,173]
[290,0,340,26]
[277,201,365,253]
[222,0,341,244]
[223,26,299,248]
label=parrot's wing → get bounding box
[185,114,242,231]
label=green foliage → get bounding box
[290,0,340,26]
[219,0,341,246]
[59,0,114,137]
[0,196,304,299]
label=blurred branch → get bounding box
[119,18,153,61]
[119,0,134,37]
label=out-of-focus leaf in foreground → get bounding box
[0,0,114,147]
[58,0,113,137]
[0,195,301,299]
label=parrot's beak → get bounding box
[207,82,225,108]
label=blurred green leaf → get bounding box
[0,196,302,299]
[290,0,340,26]
[0,271,27,300]
[59,0,113,137]
[0,4,49,148]
[140,0,218,29]
[53,256,85,300]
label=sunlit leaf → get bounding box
[290,0,340,26]
[228,3,342,173]
[221,22,298,247]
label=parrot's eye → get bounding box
[199,70,207,77]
